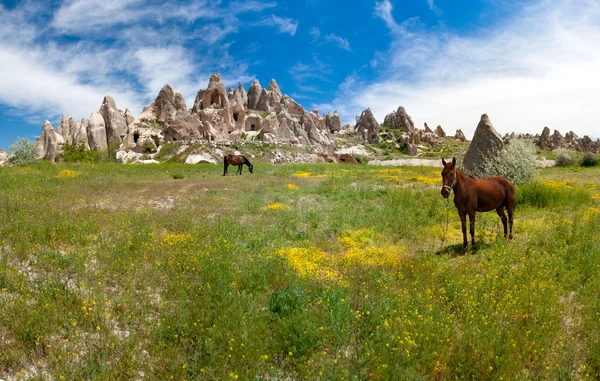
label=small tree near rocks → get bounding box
[580,152,598,167]
[8,137,38,166]
[554,148,576,166]
[478,139,537,185]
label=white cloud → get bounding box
[323,0,600,139]
[0,0,278,126]
[52,0,274,35]
[310,27,321,42]
[427,0,442,15]
[289,56,333,83]
[374,0,397,31]
[255,15,299,36]
[0,45,142,122]
[324,34,351,51]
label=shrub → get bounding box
[59,142,98,163]
[172,173,184,179]
[478,139,537,185]
[355,155,370,164]
[8,137,38,166]
[581,152,598,167]
[554,148,576,166]
[105,142,121,163]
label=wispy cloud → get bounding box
[374,0,399,32]
[289,56,333,83]
[255,15,299,36]
[324,34,352,51]
[325,0,600,139]
[427,0,442,16]
[309,27,321,42]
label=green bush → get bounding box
[59,142,99,163]
[478,139,537,184]
[8,137,38,166]
[554,148,576,166]
[581,152,598,167]
[355,155,370,164]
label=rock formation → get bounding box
[192,73,229,111]
[355,108,381,144]
[247,79,262,110]
[0,150,7,166]
[538,126,551,149]
[325,111,342,133]
[99,95,128,145]
[435,125,446,137]
[72,119,90,149]
[267,79,282,112]
[87,113,108,152]
[35,120,64,161]
[383,106,415,134]
[455,129,466,141]
[463,114,504,175]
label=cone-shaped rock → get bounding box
[354,108,381,144]
[463,114,504,175]
[87,112,108,152]
[247,79,262,110]
[72,119,90,149]
[100,95,128,144]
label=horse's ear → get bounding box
[451,157,456,166]
[442,158,447,166]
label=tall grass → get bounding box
[1,163,599,380]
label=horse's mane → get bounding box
[241,155,251,165]
[457,168,477,181]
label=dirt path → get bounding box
[368,158,443,167]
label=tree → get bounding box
[8,137,38,166]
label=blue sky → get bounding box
[1,0,599,151]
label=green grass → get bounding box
[1,163,600,380]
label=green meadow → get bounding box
[1,162,600,380]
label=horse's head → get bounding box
[248,163,254,173]
[440,157,457,198]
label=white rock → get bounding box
[185,154,217,164]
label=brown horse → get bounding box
[223,154,254,176]
[440,157,514,251]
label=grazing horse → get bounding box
[440,157,514,251]
[223,154,254,176]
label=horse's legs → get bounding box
[223,163,228,176]
[237,165,242,175]
[468,211,476,249]
[459,211,468,251]
[506,198,514,240]
[496,206,508,238]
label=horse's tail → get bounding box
[223,155,227,165]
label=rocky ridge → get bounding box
[35,73,351,163]
[31,80,600,165]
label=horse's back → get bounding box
[473,176,514,211]
[225,154,244,165]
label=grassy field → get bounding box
[1,162,600,380]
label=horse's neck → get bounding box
[454,170,470,194]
